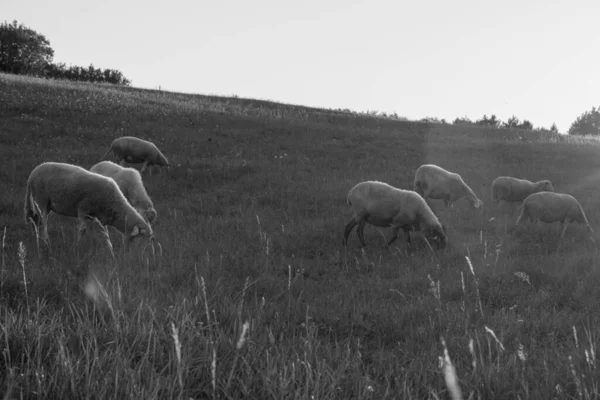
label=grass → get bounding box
[1,71,600,398]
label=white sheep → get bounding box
[24,162,153,244]
[343,180,447,249]
[100,136,170,174]
[90,161,157,224]
[413,164,483,208]
[491,176,554,203]
[516,191,594,238]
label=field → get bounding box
[1,72,600,399]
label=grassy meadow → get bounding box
[2,72,600,399]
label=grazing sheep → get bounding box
[90,161,157,224]
[414,164,483,208]
[491,176,554,203]
[100,136,170,174]
[515,191,593,238]
[343,181,447,249]
[24,162,153,244]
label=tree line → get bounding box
[451,110,600,137]
[0,20,130,85]
[450,114,557,133]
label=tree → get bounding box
[453,116,473,125]
[517,120,533,130]
[0,20,54,75]
[568,107,600,136]
[550,123,558,133]
[420,117,442,123]
[503,115,520,129]
[476,114,501,128]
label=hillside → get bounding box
[1,72,600,399]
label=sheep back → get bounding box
[348,181,444,233]
[111,136,169,166]
[414,164,482,207]
[492,176,553,202]
[521,192,589,225]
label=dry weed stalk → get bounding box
[200,276,210,326]
[18,241,29,310]
[569,355,583,399]
[226,321,250,391]
[440,337,463,400]
[460,271,466,315]
[93,217,115,258]
[514,272,532,286]
[465,255,485,323]
[211,345,217,398]
[238,276,250,325]
[170,322,183,393]
[484,326,505,351]
[1,226,6,271]
[468,338,476,375]
[198,275,216,397]
[1,227,5,295]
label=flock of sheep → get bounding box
[23,135,594,252]
[343,164,594,250]
[24,136,170,246]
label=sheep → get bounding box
[100,136,170,174]
[491,176,554,204]
[24,162,153,245]
[90,161,157,224]
[414,164,483,209]
[343,180,447,249]
[515,191,594,238]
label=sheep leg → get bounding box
[118,158,126,167]
[357,220,367,247]
[40,211,50,245]
[515,212,528,227]
[343,218,358,245]
[76,209,91,242]
[76,219,87,242]
[140,161,149,174]
[560,220,570,238]
[404,227,412,245]
[385,226,400,248]
[444,195,453,208]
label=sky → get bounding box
[3,0,600,133]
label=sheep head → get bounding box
[130,224,153,240]
[139,207,158,224]
[425,225,447,249]
[473,198,484,209]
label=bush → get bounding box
[568,107,600,136]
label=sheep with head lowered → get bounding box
[414,164,483,209]
[90,160,157,224]
[343,180,447,249]
[24,162,153,245]
[491,176,554,204]
[100,136,170,174]
[516,191,594,238]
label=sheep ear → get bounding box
[131,225,140,237]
